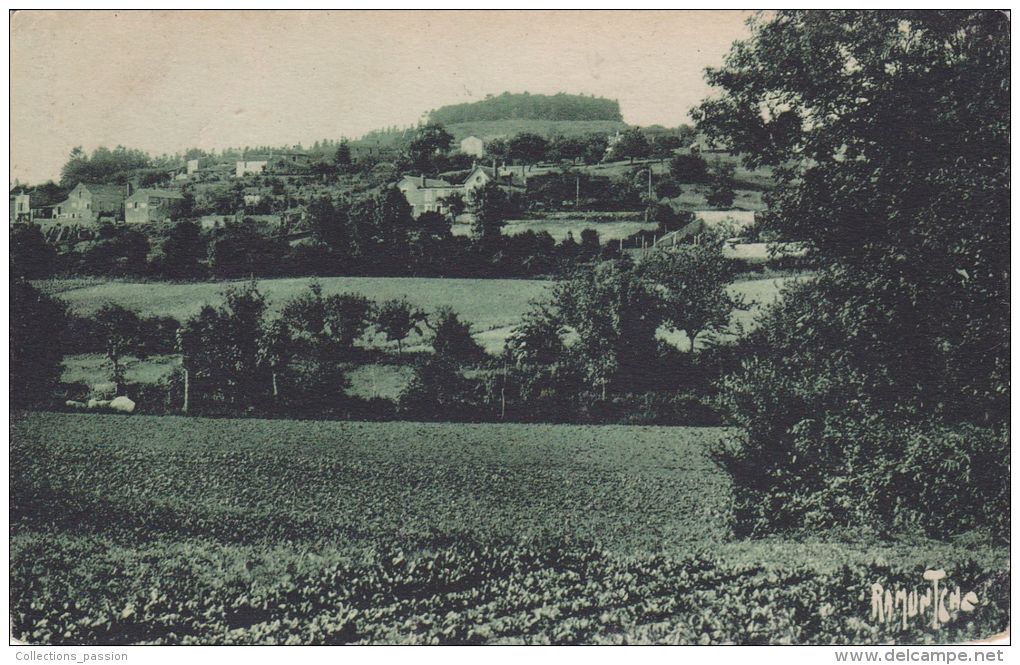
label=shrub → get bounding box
[429,307,486,364]
[398,356,479,421]
[11,280,67,408]
[713,277,1010,540]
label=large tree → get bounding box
[406,123,454,174]
[642,243,744,352]
[694,9,1008,422]
[507,133,549,170]
[10,280,67,408]
[696,11,1009,535]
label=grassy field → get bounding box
[54,275,797,396]
[11,412,1008,644]
[53,275,796,401]
[42,274,793,352]
[39,276,552,335]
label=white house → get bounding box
[460,136,485,158]
[236,160,268,178]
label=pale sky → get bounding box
[10,10,754,185]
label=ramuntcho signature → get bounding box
[871,570,979,630]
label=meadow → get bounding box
[50,275,796,396]
[11,412,1009,644]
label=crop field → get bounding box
[10,412,1009,645]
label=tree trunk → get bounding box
[272,371,279,400]
[500,361,507,419]
[182,367,189,414]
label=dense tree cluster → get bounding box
[694,10,1009,537]
[428,92,623,124]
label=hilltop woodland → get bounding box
[427,92,624,124]
[9,11,1009,544]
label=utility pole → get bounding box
[575,175,580,209]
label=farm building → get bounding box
[398,165,526,218]
[54,183,127,222]
[397,175,462,218]
[125,188,184,224]
[236,151,312,178]
[460,135,485,157]
[236,159,269,178]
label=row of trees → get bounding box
[395,120,695,176]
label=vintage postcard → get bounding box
[8,9,1010,654]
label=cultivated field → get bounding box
[11,412,1008,645]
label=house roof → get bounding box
[399,174,455,189]
[127,188,184,201]
[463,165,527,188]
[76,183,127,199]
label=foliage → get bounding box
[612,127,652,163]
[281,281,373,360]
[695,10,1010,536]
[208,222,288,279]
[10,280,67,407]
[93,303,143,394]
[669,153,710,183]
[10,224,58,279]
[427,306,486,363]
[504,302,567,366]
[374,298,427,354]
[60,145,151,188]
[79,228,150,277]
[553,260,661,396]
[705,162,736,208]
[469,181,511,243]
[334,141,354,174]
[507,132,549,167]
[405,123,454,174]
[397,355,477,420]
[428,91,623,124]
[642,243,745,351]
[178,281,277,410]
[148,221,206,279]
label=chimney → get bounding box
[421,174,426,187]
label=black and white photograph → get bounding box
[8,8,1011,652]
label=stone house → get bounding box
[125,188,184,224]
[54,183,127,222]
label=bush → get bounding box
[429,307,486,364]
[11,280,67,408]
[714,321,1009,539]
[669,153,710,183]
[398,356,480,421]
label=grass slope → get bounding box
[445,119,627,143]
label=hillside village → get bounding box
[10,92,769,280]
[9,11,1009,648]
